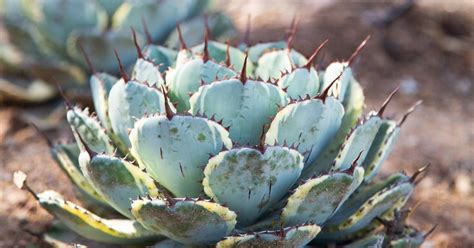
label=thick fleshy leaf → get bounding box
[190,79,288,146]
[131,198,237,245]
[277,67,319,100]
[281,167,364,226]
[132,58,165,87]
[216,224,320,248]
[317,181,414,241]
[301,78,364,178]
[142,45,178,73]
[130,115,232,197]
[79,152,161,219]
[37,191,160,244]
[321,62,353,102]
[254,49,307,81]
[190,41,253,74]
[331,116,383,171]
[108,80,167,148]
[328,173,409,226]
[89,72,117,132]
[50,143,106,206]
[166,59,237,112]
[265,97,344,167]
[362,120,400,181]
[67,107,114,154]
[246,41,286,63]
[203,146,304,226]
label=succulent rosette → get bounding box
[15,24,434,247]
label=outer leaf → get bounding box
[327,173,409,226]
[129,115,232,197]
[216,224,320,248]
[301,78,364,178]
[79,152,161,219]
[281,167,364,226]
[203,146,304,226]
[362,120,400,181]
[50,143,106,206]
[331,116,383,171]
[265,97,344,167]
[190,79,288,146]
[131,198,237,245]
[37,190,160,244]
[67,107,114,154]
[89,72,117,132]
[317,181,414,242]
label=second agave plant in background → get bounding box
[0,0,235,104]
[15,21,435,247]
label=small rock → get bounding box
[454,173,471,195]
[399,77,420,95]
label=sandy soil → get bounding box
[1,1,473,247]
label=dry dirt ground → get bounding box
[1,1,473,247]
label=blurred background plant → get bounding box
[0,0,235,104]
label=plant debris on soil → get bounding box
[1,1,473,247]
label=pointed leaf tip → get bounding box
[160,84,174,120]
[377,86,400,117]
[240,53,249,83]
[410,163,431,184]
[287,16,298,50]
[225,39,231,67]
[78,43,96,74]
[315,69,344,102]
[113,49,129,82]
[304,39,329,70]
[203,28,210,62]
[176,24,187,50]
[424,223,438,239]
[399,100,422,126]
[347,35,371,66]
[56,83,73,110]
[130,27,144,59]
[243,14,251,44]
[30,122,53,147]
[203,13,212,39]
[140,16,153,44]
[75,131,97,158]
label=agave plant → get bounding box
[0,0,234,104]
[15,25,434,247]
